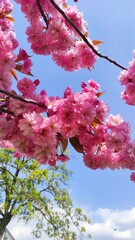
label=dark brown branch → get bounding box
[0,89,47,109]
[36,0,48,29]
[49,0,127,71]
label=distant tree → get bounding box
[0,149,91,240]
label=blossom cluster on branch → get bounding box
[14,0,98,71]
[1,0,135,182]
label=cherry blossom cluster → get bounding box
[83,114,135,171]
[1,77,135,174]
[119,51,135,105]
[1,0,135,182]
[0,0,18,91]
[14,0,98,71]
[1,78,106,165]
[0,1,33,93]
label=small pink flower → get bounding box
[88,79,100,90]
[17,78,36,96]
[119,51,135,105]
[17,48,29,60]
[34,79,40,86]
[21,58,33,74]
[57,154,70,162]
[18,111,43,136]
[130,172,135,182]
[13,152,23,158]
[64,86,72,98]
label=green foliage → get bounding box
[0,149,91,239]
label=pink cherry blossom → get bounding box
[18,111,43,136]
[17,78,36,96]
[119,50,135,105]
[15,0,98,71]
[130,172,135,182]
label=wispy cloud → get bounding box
[7,208,135,240]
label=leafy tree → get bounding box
[0,149,91,239]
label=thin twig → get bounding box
[33,205,58,231]
[49,0,127,70]
[0,89,47,109]
[36,0,48,29]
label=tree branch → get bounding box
[36,0,48,28]
[49,0,127,70]
[0,89,47,109]
[0,166,14,178]
[33,204,58,231]
[0,209,4,217]
[5,161,21,211]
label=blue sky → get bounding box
[9,0,135,239]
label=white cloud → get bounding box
[7,208,135,240]
[84,207,135,240]
[7,219,50,240]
